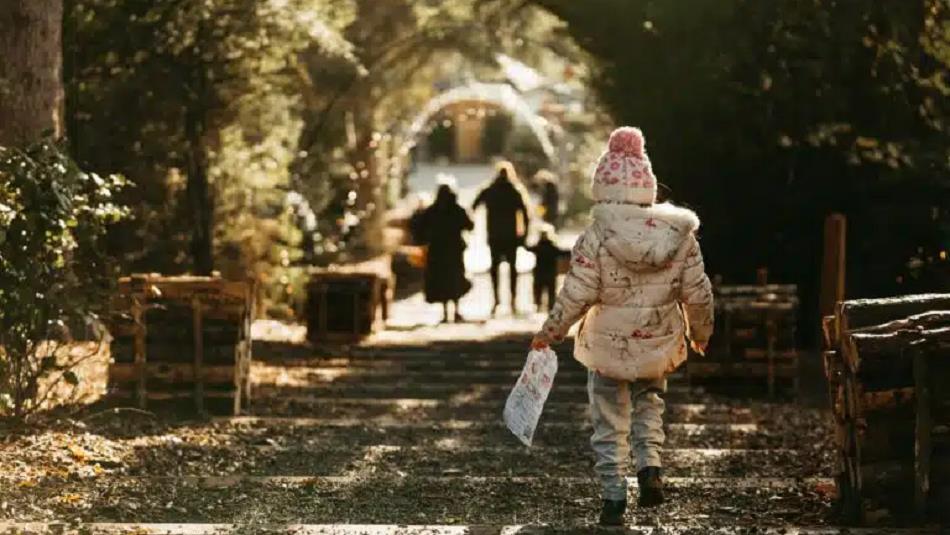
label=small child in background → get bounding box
[526,226,568,312]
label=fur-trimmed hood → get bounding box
[592,202,700,272]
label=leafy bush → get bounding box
[0,140,128,421]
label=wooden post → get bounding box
[839,360,864,524]
[353,288,361,336]
[766,316,776,398]
[131,295,147,410]
[820,214,847,324]
[318,284,328,341]
[192,297,205,414]
[913,348,932,519]
[239,295,253,413]
[130,274,149,410]
[723,308,733,360]
[379,278,389,323]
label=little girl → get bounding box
[531,127,714,526]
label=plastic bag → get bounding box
[503,347,558,446]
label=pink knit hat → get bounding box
[591,127,657,205]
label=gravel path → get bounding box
[0,323,932,533]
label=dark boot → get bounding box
[637,467,665,507]
[598,499,627,526]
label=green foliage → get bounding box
[917,1,950,159]
[505,123,548,179]
[292,1,590,256]
[0,140,127,420]
[64,0,360,312]
[55,0,603,314]
[529,0,950,303]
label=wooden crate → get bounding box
[688,284,799,396]
[306,256,393,343]
[107,274,255,415]
[824,293,950,524]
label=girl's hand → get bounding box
[531,333,552,350]
[690,340,708,356]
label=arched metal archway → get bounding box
[398,82,557,161]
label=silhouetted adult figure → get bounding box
[473,162,530,315]
[421,183,474,323]
[539,172,561,229]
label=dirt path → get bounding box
[0,310,935,533]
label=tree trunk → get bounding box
[185,103,214,276]
[0,0,64,146]
[183,16,215,276]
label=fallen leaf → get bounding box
[68,444,88,462]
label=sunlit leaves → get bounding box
[64,0,360,280]
[0,140,128,420]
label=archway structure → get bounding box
[398,82,557,162]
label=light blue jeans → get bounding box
[587,370,667,501]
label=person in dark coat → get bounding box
[407,194,431,246]
[473,162,530,315]
[536,170,561,229]
[526,226,568,312]
[422,184,474,323]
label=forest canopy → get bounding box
[526,0,950,315]
[6,0,948,321]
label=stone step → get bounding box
[89,475,834,488]
[247,396,813,425]
[250,382,693,402]
[124,443,829,478]
[225,415,760,433]
[0,475,836,525]
[251,364,594,386]
[202,417,824,450]
[349,346,551,358]
[0,524,925,535]
[256,357,588,371]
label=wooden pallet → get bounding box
[688,284,799,396]
[107,274,255,415]
[824,294,950,524]
[306,255,393,343]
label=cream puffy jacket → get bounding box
[540,202,714,380]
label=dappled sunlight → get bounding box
[447,384,500,406]
[250,320,307,344]
[394,398,440,411]
[434,437,463,450]
[377,272,550,344]
[251,363,354,387]
[6,0,946,528]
